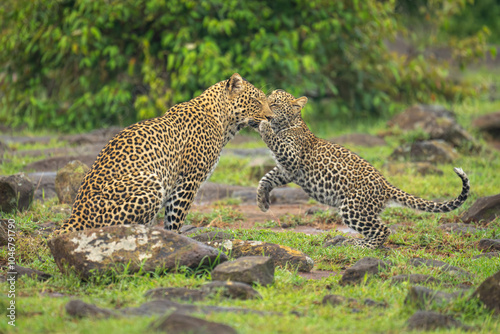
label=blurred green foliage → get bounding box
[0,0,491,132]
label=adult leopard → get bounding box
[57,73,272,233]
[257,89,470,249]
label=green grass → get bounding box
[2,68,500,333]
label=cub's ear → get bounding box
[227,73,244,95]
[292,96,308,112]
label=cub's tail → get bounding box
[390,167,469,213]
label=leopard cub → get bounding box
[257,89,470,249]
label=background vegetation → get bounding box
[0,0,495,132]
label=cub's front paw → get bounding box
[259,120,271,133]
[256,190,270,212]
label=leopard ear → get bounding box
[292,96,308,112]
[227,73,244,95]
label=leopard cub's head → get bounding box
[265,89,308,134]
[226,73,273,128]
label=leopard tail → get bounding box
[389,167,470,213]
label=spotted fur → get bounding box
[257,90,470,249]
[57,74,272,234]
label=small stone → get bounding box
[404,286,466,309]
[201,281,262,300]
[363,298,388,308]
[472,270,500,314]
[472,252,499,259]
[55,160,89,204]
[477,239,500,252]
[305,206,324,216]
[7,265,52,282]
[390,274,441,285]
[322,294,346,307]
[149,313,237,334]
[408,258,471,278]
[66,300,118,319]
[407,311,472,331]
[460,193,500,223]
[211,256,274,286]
[0,173,34,213]
[144,288,206,302]
[438,223,483,234]
[389,140,459,164]
[340,257,389,285]
[222,239,314,272]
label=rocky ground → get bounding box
[1,105,500,333]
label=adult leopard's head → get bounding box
[266,89,308,134]
[225,73,273,129]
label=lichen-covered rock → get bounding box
[460,193,500,223]
[55,160,89,204]
[205,239,313,272]
[389,140,459,164]
[0,173,34,213]
[473,270,500,314]
[211,256,274,286]
[48,225,227,280]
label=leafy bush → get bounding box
[0,0,491,132]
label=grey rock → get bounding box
[211,256,274,286]
[472,252,499,259]
[472,270,500,314]
[322,294,347,307]
[363,298,388,308]
[55,160,89,205]
[389,140,459,164]
[390,274,441,285]
[232,186,310,205]
[201,281,262,300]
[438,223,484,234]
[5,264,52,282]
[388,104,476,148]
[48,225,227,280]
[477,239,500,252]
[144,287,206,302]
[407,311,472,331]
[66,299,118,318]
[461,193,500,223]
[0,173,34,213]
[27,172,57,202]
[149,313,237,334]
[305,206,324,216]
[472,111,500,139]
[120,299,274,317]
[340,257,389,285]
[409,258,471,277]
[179,224,206,235]
[25,155,97,173]
[404,286,467,309]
